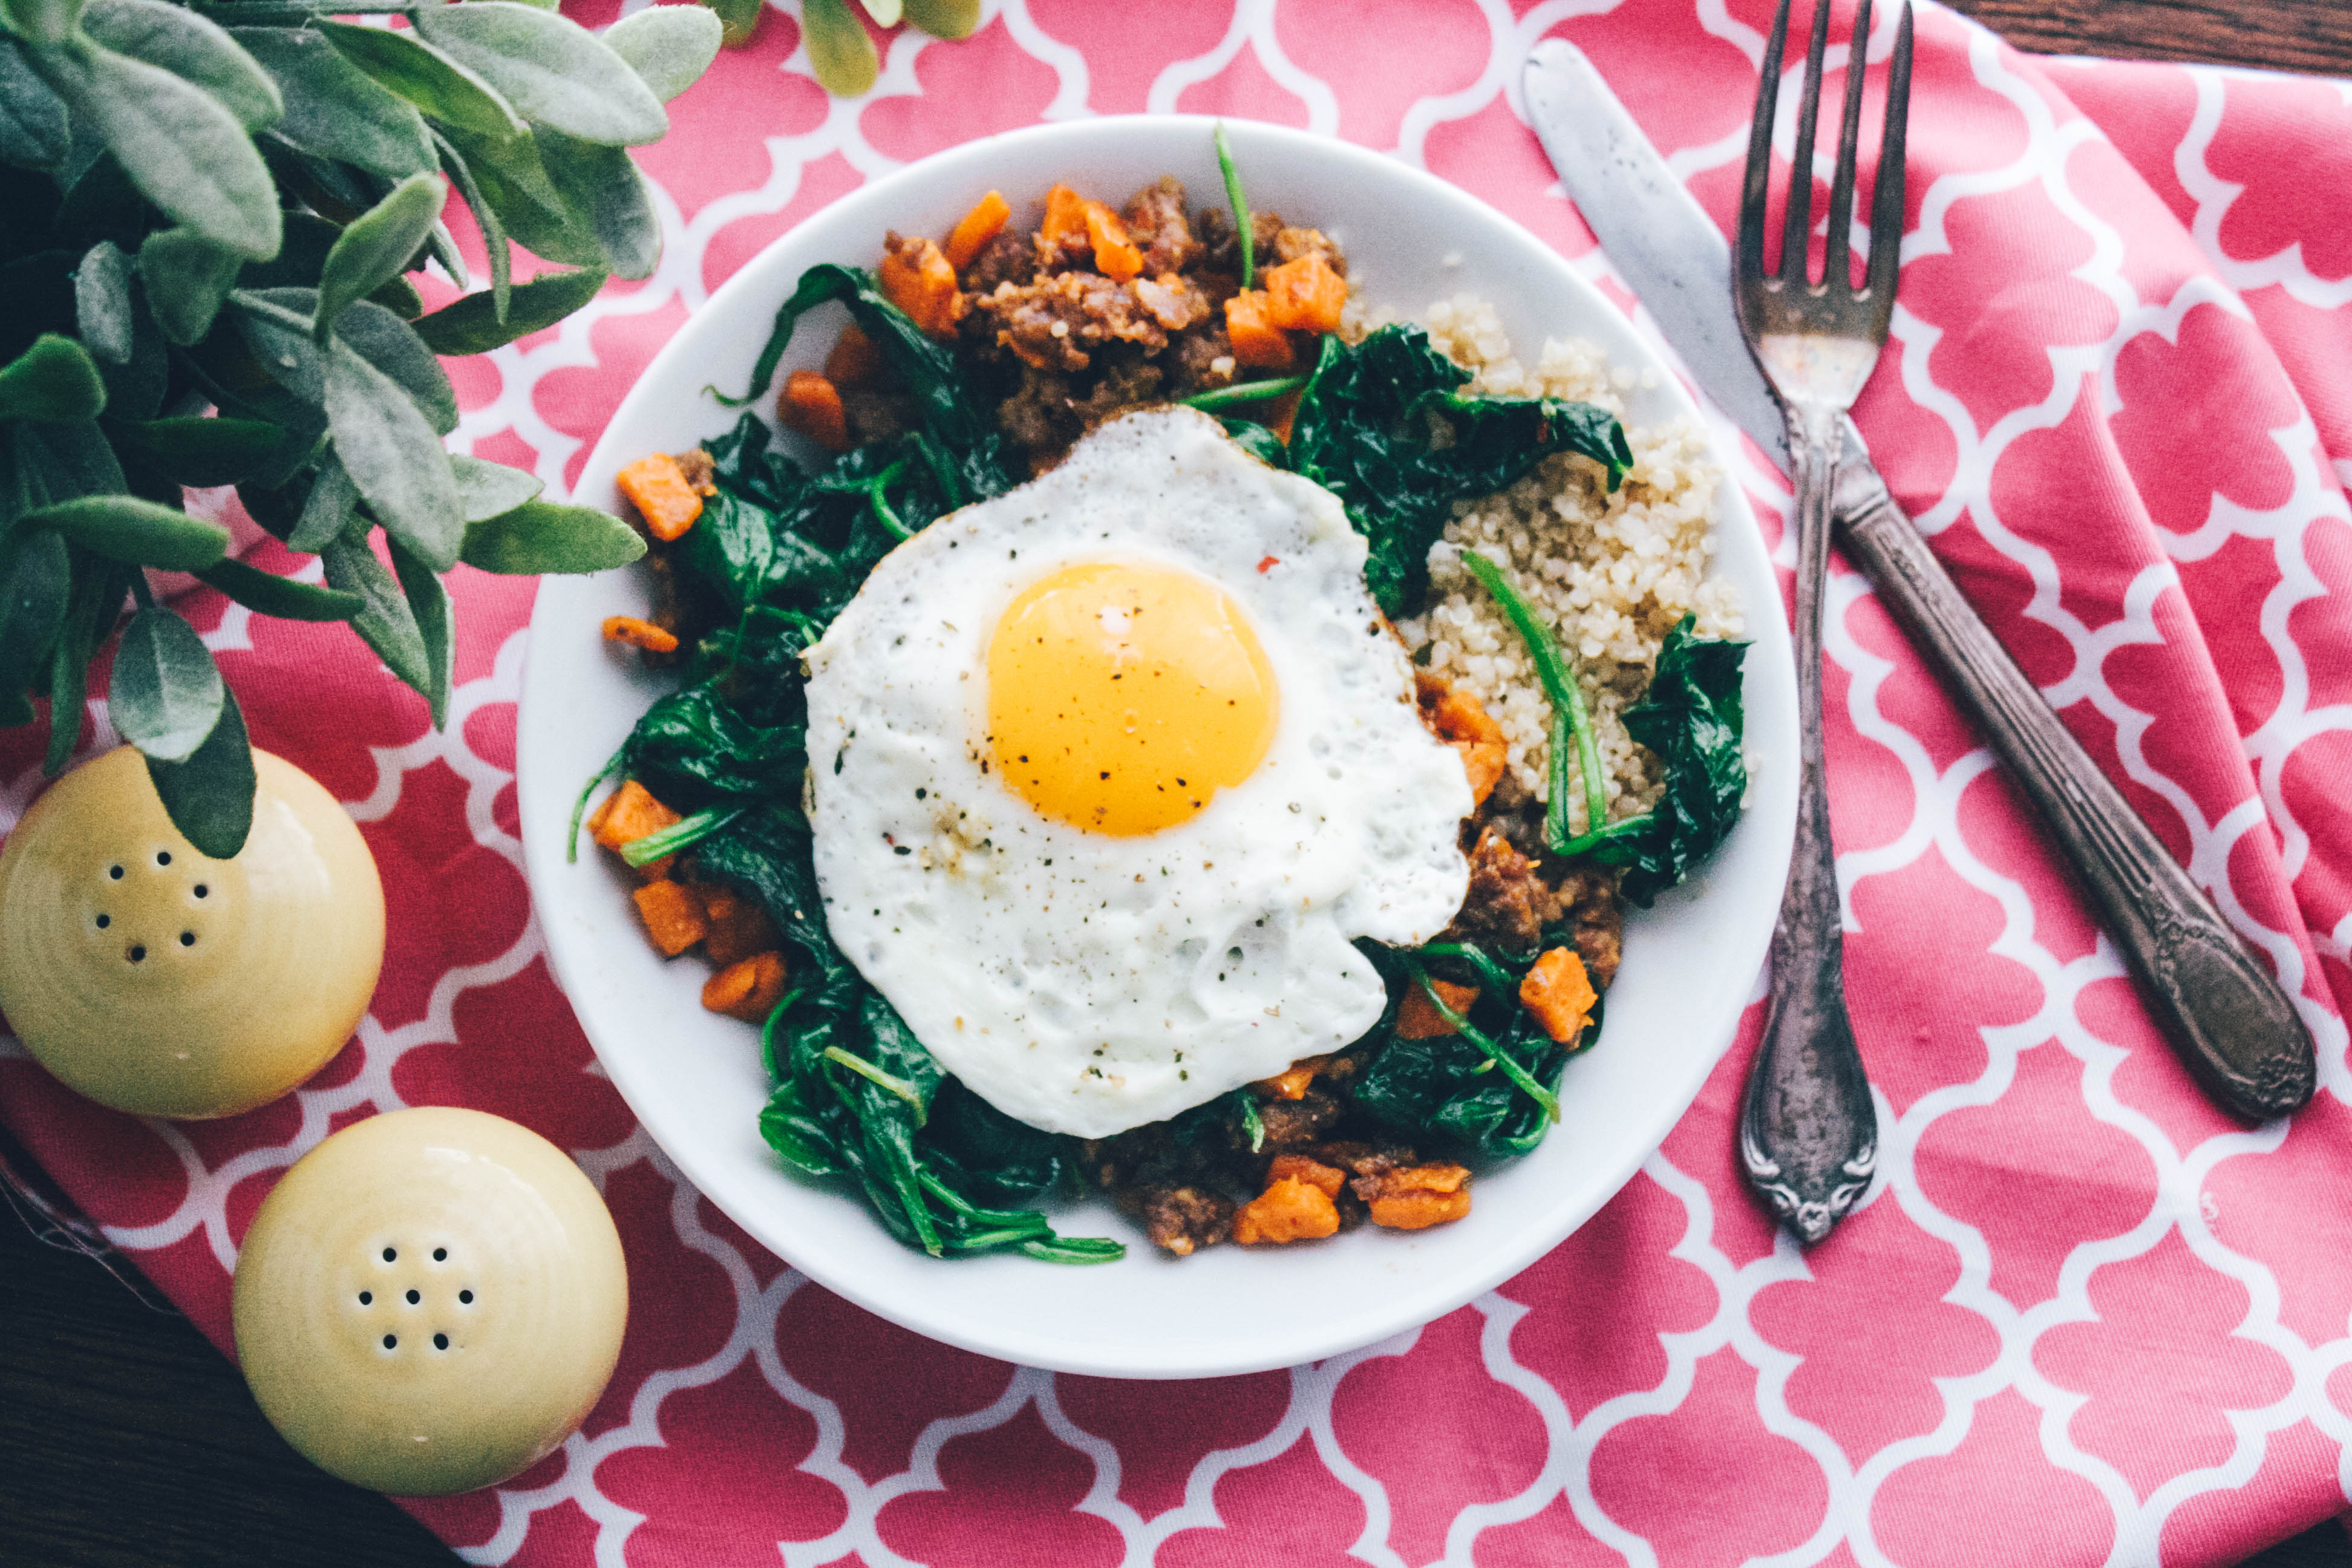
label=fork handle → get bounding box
[1831,443,2316,1120]
[1740,408,1880,1245]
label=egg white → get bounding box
[802,407,1472,1138]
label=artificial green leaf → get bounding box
[73,239,132,362]
[0,0,82,50]
[11,417,122,501]
[29,39,278,261]
[229,26,434,180]
[45,544,131,774]
[79,0,279,132]
[323,338,462,570]
[432,128,510,322]
[315,172,442,341]
[414,2,667,147]
[371,275,425,319]
[0,41,70,169]
[0,529,70,722]
[423,213,468,293]
[21,494,229,569]
[459,497,645,574]
[283,450,356,554]
[108,604,223,762]
[901,0,978,38]
[800,0,877,96]
[854,0,900,25]
[108,415,282,486]
[437,122,601,270]
[337,301,456,434]
[313,20,525,142]
[139,226,241,345]
[229,287,324,402]
[143,680,253,858]
[196,557,363,622]
[701,0,761,47]
[0,334,104,423]
[411,265,604,354]
[386,532,450,727]
[450,451,540,521]
[600,4,720,102]
[533,128,659,280]
[321,523,431,697]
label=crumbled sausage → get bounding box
[1122,176,1204,276]
[1269,224,1347,277]
[1140,1186,1233,1256]
[1442,826,1565,948]
[970,271,1168,373]
[962,228,1039,293]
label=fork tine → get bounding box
[1778,0,1834,286]
[1736,0,1793,286]
[1821,0,1873,295]
[1862,0,1913,321]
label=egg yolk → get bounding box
[987,560,1279,835]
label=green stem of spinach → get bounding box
[863,459,912,540]
[566,746,628,863]
[1214,122,1255,290]
[823,1045,928,1124]
[619,805,745,867]
[1402,956,1560,1123]
[1456,550,1607,855]
[1416,941,1520,998]
[1022,1235,1126,1263]
[1180,374,1308,413]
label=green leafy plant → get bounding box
[0,0,721,855]
[795,0,977,97]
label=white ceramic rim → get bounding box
[517,116,1797,1379]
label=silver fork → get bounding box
[1733,0,1912,1245]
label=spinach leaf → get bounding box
[1572,617,1749,907]
[1288,325,1633,618]
[620,683,803,806]
[722,261,1014,501]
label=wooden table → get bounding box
[8,4,2352,1564]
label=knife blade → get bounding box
[1523,38,1791,468]
[1518,38,2316,1122]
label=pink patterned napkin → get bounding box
[7,2,2352,1564]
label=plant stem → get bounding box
[566,745,627,863]
[1403,956,1561,1122]
[823,1045,928,1122]
[619,805,743,867]
[1456,549,1607,854]
[1215,122,1255,291]
[1180,374,1308,413]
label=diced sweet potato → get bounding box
[1083,200,1142,282]
[779,368,851,453]
[1395,976,1477,1040]
[1255,1053,1333,1101]
[590,780,679,851]
[1223,289,1294,370]
[699,884,783,967]
[632,879,707,957]
[616,452,702,541]
[702,950,789,1022]
[1414,670,1509,808]
[823,323,887,389]
[944,189,1011,271]
[1366,1163,1472,1230]
[1232,1175,1340,1245]
[878,232,963,338]
[1520,947,1598,1044]
[1267,1154,1345,1200]
[1261,252,1347,334]
[602,615,678,653]
[1040,182,1089,249]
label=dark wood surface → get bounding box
[8,5,2352,1566]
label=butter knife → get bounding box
[1521,38,2315,1123]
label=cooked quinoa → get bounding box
[1384,295,1745,838]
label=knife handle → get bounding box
[1831,446,2316,1120]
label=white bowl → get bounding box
[517,116,1797,1379]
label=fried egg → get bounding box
[803,407,1471,1137]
